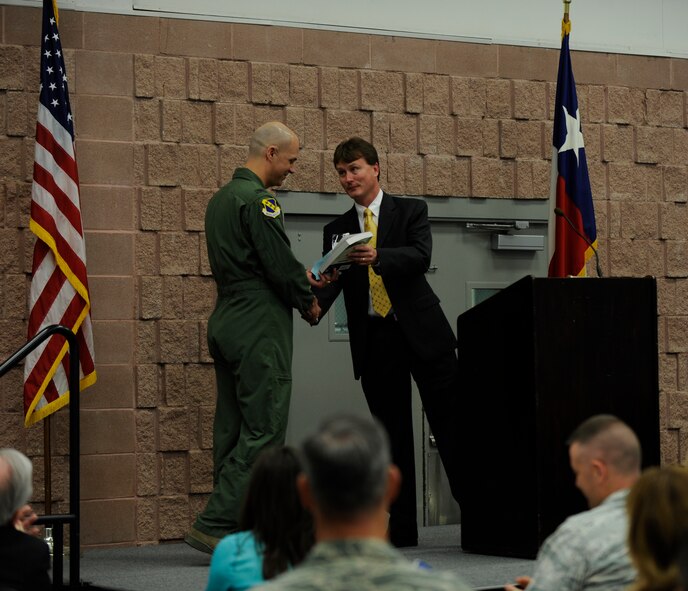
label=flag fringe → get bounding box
[30,218,91,307]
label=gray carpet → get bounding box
[61,525,535,590]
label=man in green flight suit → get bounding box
[185,121,323,553]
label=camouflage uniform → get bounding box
[253,539,471,591]
[194,167,314,538]
[527,489,636,591]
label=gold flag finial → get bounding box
[562,0,571,36]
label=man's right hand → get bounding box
[301,297,321,326]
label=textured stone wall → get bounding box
[0,5,687,546]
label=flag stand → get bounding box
[44,415,52,515]
[43,415,56,560]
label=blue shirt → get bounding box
[206,531,264,591]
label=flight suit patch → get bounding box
[261,197,281,218]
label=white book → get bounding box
[311,232,373,279]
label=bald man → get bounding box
[506,415,641,591]
[186,122,323,553]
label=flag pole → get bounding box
[563,0,571,23]
[43,416,52,514]
[43,0,56,516]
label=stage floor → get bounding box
[60,525,535,591]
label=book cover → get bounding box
[311,232,372,279]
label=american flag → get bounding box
[24,0,96,426]
[547,17,597,277]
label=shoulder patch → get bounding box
[261,197,281,218]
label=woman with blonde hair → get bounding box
[627,465,688,591]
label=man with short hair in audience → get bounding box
[255,414,470,591]
[0,448,51,591]
[506,414,641,591]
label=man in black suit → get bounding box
[313,137,460,547]
[0,449,51,591]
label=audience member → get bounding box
[205,446,313,591]
[506,414,641,591]
[0,448,51,591]
[11,503,40,536]
[626,465,688,591]
[254,414,471,591]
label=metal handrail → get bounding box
[0,324,81,589]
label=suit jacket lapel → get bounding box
[342,205,360,235]
[376,192,396,247]
[340,205,368,287]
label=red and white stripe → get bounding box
[24,105,96,425]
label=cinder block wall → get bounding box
[0,5,687,546]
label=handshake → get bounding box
[301,297,321,326]
[301,268,339,326]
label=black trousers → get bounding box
[360,315,460,546]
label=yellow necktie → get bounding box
[364,208,392,317]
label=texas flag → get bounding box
[548,18,597,277]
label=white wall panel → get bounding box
[3,0,687,58]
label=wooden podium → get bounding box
[456,275,660,558]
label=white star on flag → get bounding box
[51,99,59,107]
[558,105,585,166]
[49,82,56,90]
